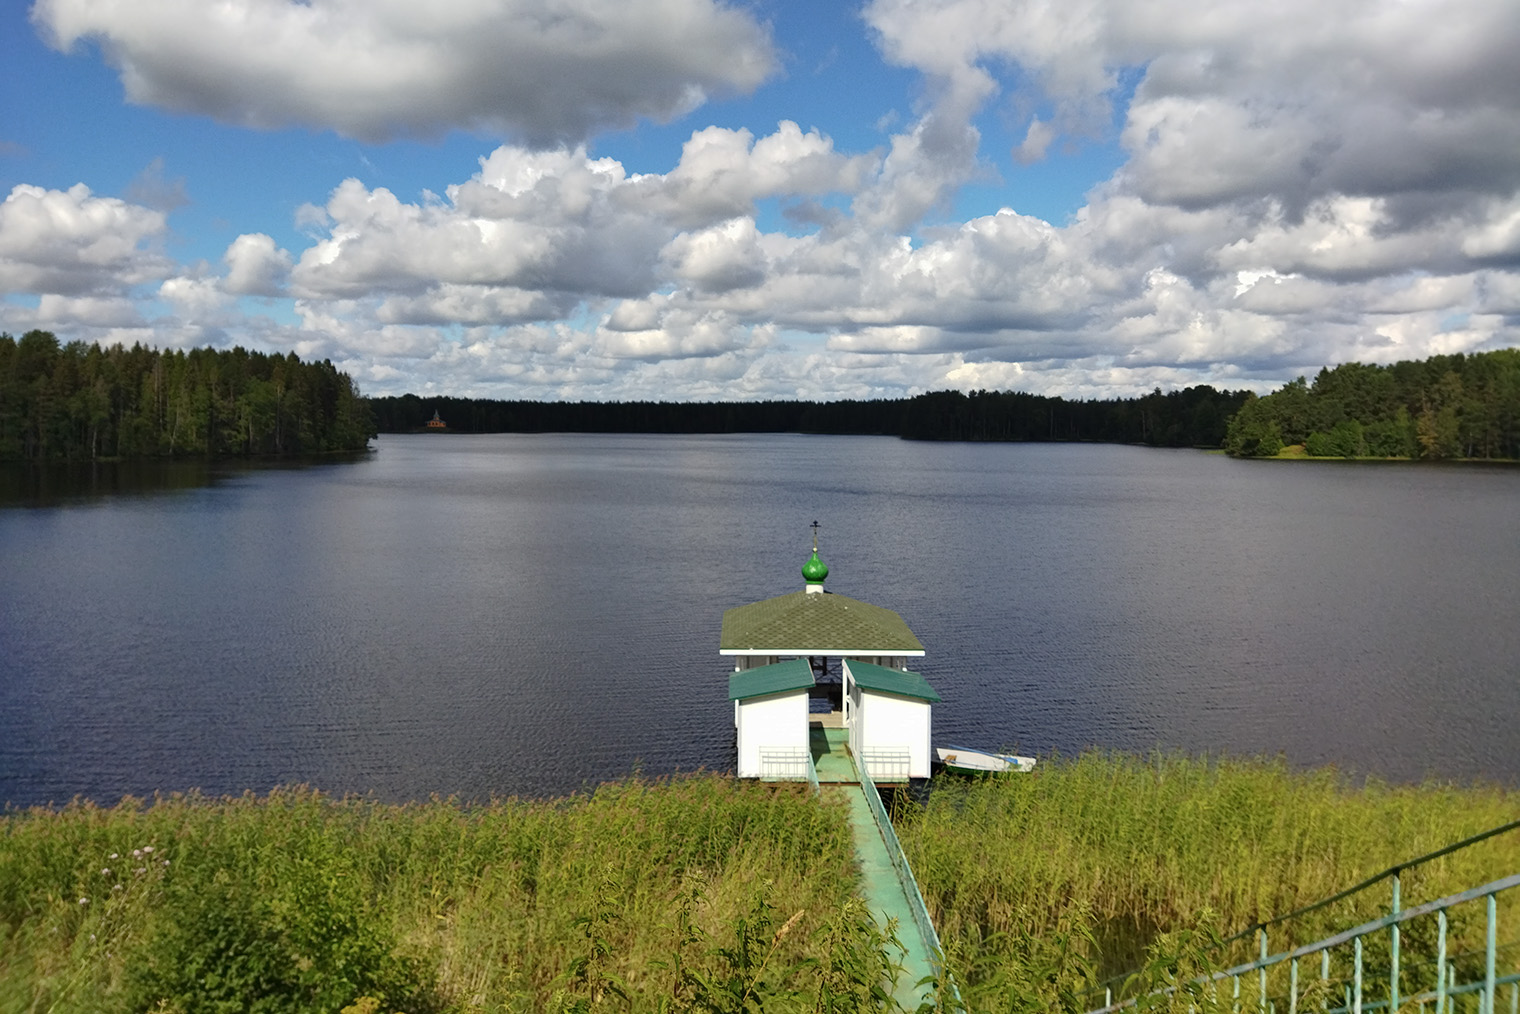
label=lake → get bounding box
[2,434,1517,808]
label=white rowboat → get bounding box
[936,745,1036,773]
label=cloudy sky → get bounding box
[3,0,1518,401]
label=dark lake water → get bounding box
[2,434,1518,807]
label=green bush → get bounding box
[122,841,418,1013]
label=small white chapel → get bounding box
[720,530,942,783]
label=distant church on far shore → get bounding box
[425,410,447,431]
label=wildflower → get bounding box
[78,897,89,905]
[109,853,118,860]
[162,859,170,867]
[112,884,123,892]
[135,867,147,876]
[101,868,112,877]
[131,849,142,859]
[143,845,154,853]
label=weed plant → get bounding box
[0,776,902,1013]
[897,752,1520,1014]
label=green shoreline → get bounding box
[1246,442,1519,462]
[1232,444,1520,465]
[4,752,1517,1013]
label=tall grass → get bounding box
[897,752,1520,1013]
[7,756,1515,1013]
[0,776,901,1013]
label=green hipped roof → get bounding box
[729,658,816,701]
[844,660,942,702]
[720,590,925,655]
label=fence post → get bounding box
[1392,872,1401,1014]
[1261,927,1270,1014]
[1436,910,1447,1014]
[1485,894,1497,1014]
[1354,935,1364,1014]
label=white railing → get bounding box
[861,748,911,781]
[759,747,811,780]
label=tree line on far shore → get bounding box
[370,384,1250,448]
[1224,349,1520,459]
[0,331,375,462]
[7,329,1517,463]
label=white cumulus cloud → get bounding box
[223,234,293,297]
[10,0,1520,399]
[32,0,778,144]
[0,183,171,298]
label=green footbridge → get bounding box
[809,726,953,1011]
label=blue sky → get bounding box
[3,0,1518,400]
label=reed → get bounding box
[897,751,1520,1014]
[0,776,899,1013]
[8,755,1513,1013]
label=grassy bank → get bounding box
[897,752,1520,1014]
[0,777,900,1013]
[5,758,1516,1014]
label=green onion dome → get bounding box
[802,549,829,584]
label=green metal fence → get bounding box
[1085,872,1520,1014]
[1090,819,1520,1013]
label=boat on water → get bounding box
[935,745,1036,774]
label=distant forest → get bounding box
[371,385,1249,447]
[1224,349,1520,459]
[11,329,1515,463]
[0,330,375,461]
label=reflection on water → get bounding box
[0,453,372,507]
[0,459,221,506]
[1,434,1517,808]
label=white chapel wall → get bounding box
[735,690,809,778]
[857,690,932,779]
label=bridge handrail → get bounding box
[1091,818,1520,1000]
[1222,818,1520,947]
[857,761,941,958]
[1083,872,1520,1014]
[856,760,961,1004]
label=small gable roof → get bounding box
[844,659,942,702]
[729,658,816,701]
[720,590,925,656]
